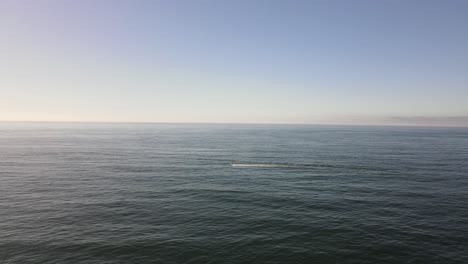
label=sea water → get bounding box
[1,123,467,263]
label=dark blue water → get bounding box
[1,123,467,263]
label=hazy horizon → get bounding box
[2,119,468,128]
[1,0,468,126]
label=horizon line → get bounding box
[1,120,467,129]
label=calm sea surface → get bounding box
[1,123,467,263]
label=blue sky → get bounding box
[1,0,467,126]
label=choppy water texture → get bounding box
[1,123,468,264]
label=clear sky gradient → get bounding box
[1,0,467,126]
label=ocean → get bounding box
[1,122,467,263]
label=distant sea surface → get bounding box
[1,123,467,264]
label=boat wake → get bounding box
[230,163,298,168]
[230,163,330,169]
[229,162,383,172]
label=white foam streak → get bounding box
[230,163,300,168]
